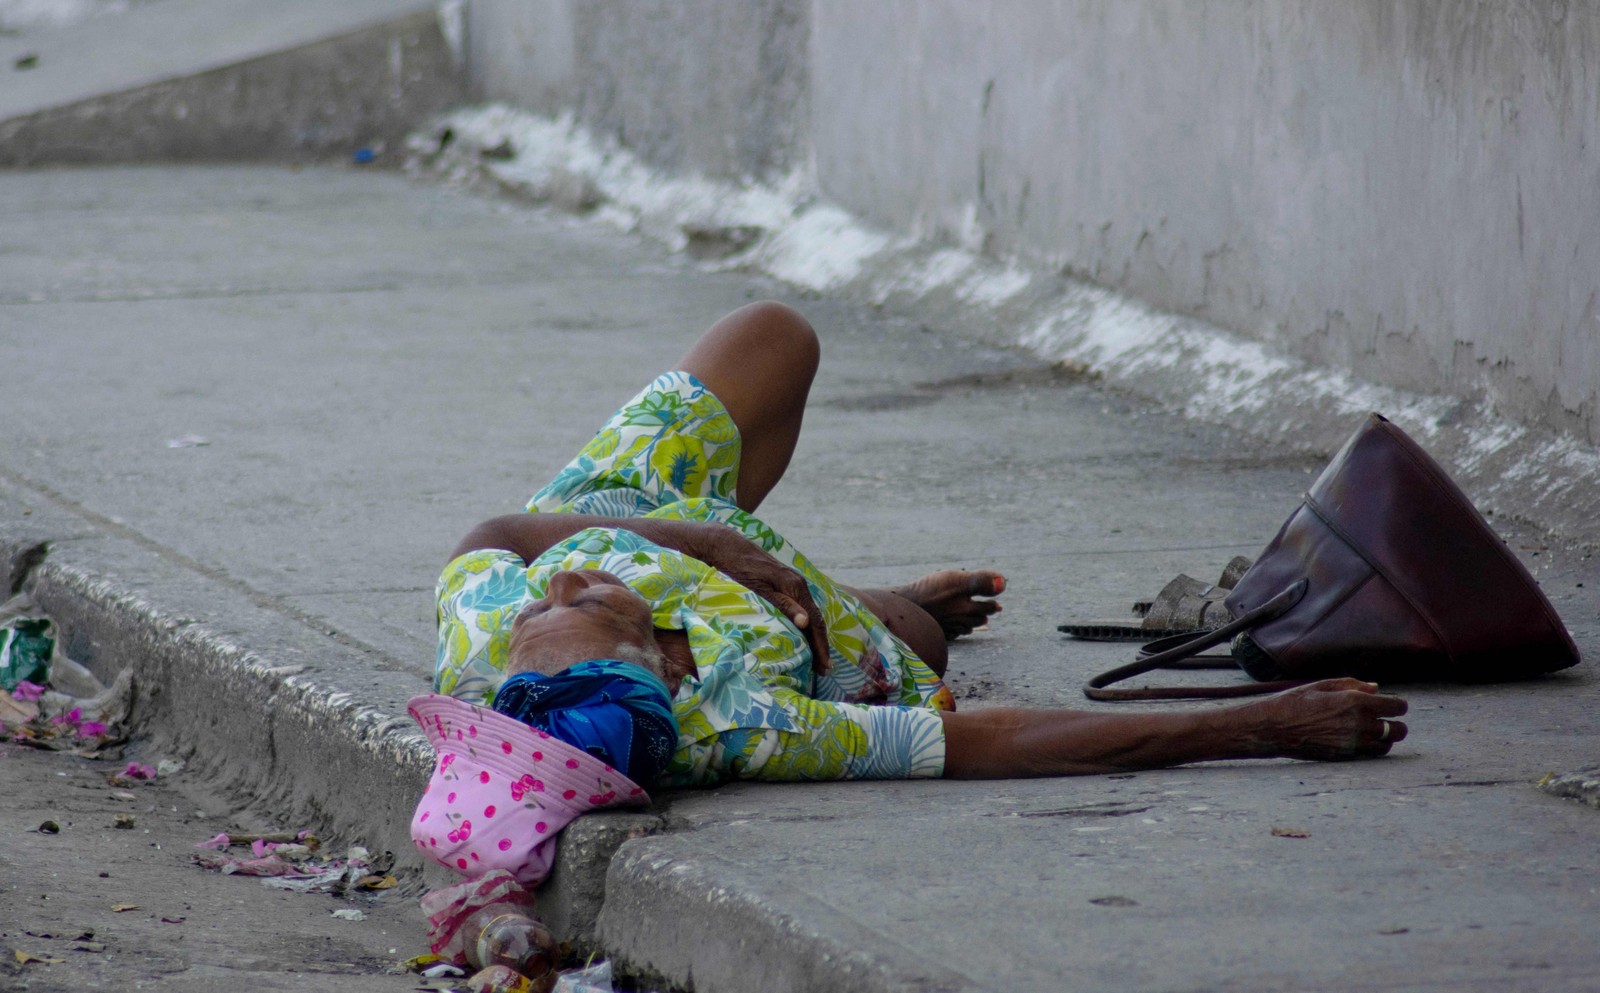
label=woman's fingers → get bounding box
[769,590,831,675]
[1366,693,1409,717]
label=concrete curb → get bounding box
[600,840,980,993]
[0,482,434,869]
[0,478,647,953]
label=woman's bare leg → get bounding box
[849,570,1006,677]
[677,305,1005,675]
[676,301,819,513]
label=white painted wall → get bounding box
[467,0,808,179]
[466,0,1600,445]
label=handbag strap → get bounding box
[1083,580,1310,701]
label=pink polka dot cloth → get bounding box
[408,693,651,886]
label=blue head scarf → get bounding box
[490,660,678,786]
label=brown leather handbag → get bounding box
[1085,413,1582,701]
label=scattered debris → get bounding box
[479,138,515,160]
[241,830,317,847]
[191,834,389,895]
[165,435,210,448]
[1088,895,1138,907]
[1271,826,1311,839]
[14,949,62,965]
[353,147,377,164]
[113,813,136,830]
[331,908,367,922]
[555,960,616,993]
[464,964,529,992]
[683,223,763,261]
[36,820,59,834]
[111,903,140,913]
[0,686,39,725]
[14,52,39,70]
[69,941,106,953]
[156,758,184,777]
[114,761,158,783]
[0,600,136,755]
[416,960,467,979]
[1,617,52,689]
[161,916,185,924]
[1379,926,1410,935]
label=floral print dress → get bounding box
[434,372,950,787]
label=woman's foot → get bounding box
[889,570,1005,641]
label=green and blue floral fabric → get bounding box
[434,372,949,786]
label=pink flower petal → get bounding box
[77,721,109,738]
[12,681,45,702]
[123,762,157,780]
[250,838,277,858]
[194,833,231,850]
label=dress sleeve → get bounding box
[663,690,946,787]
[434,548,529,703]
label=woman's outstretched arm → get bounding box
[939,679,1408,778]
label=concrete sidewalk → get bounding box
[2,164,1598,992]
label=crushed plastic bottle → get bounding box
[463,908,557,991]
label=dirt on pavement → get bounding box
[0,739,428,993]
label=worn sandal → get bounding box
[1058,556,1253,641]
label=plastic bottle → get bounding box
[462,908,558,991]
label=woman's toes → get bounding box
[970,571,1006,597]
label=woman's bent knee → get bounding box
[716,301,819,365]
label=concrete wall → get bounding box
[468,0,809,180]
[465,0,1600,446]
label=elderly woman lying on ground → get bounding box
[408,301,1407,887]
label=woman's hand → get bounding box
[675,523,831,674]
[451,513,832,672]
[1234,678,1409,761]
